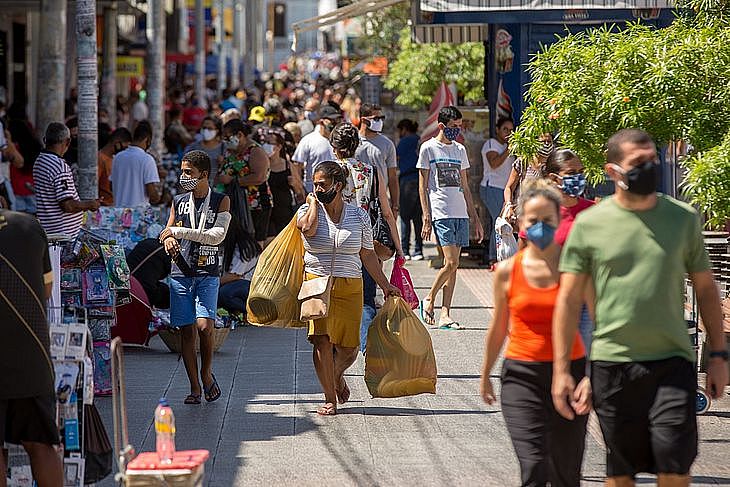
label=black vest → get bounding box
[171,190,226,277]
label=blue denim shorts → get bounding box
[169,276,220,326]
[433,218,470,247]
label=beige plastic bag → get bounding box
[246,216,306,327]
[365,297,437,398]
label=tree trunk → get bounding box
[231,0,240,90]
[37,0,66,137]
[101,2,118,128]
[146,0,166,161]
[195,0,206,107]
[216,0,226,95]
[76,0,98,200]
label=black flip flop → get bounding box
[204,374,222,403]
[184,393,202,405]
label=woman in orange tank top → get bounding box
[480,180,590,487]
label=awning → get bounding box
[291,0,408,34]
[420,0,673,12]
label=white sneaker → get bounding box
[412,253,424,261]
[404,254,412,260]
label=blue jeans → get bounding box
[218,279,251,314]
[360,266,378,352]
[399,178,423,256]
[479,185,504,262]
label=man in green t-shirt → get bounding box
[551,129,728,486]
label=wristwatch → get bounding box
[709,350,729,361]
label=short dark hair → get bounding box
[438,106,462,125]
[201,115,222,133]
[169,107,182,120]
[397,119,418,133]
[223,118,251,137]
[359,103,381,118]
[545,148,581,175]
[496,117,514,129]
[182,149,211,176]
[606,129,654,164]
[329,123,360,159]
[133,120,153,142]
[313,160,349,188]
[110,127,132,144]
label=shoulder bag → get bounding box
[369,170,396,261]
[298,212,338,321]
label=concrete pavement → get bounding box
[96,245,730,486]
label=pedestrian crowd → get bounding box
[0,62,728,487]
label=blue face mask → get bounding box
[526,221,556,250]
[443,127,461,141]
[560,173,587,198]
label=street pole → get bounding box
[195,0,206,106]
[231,1,240,90]
[101,2,118,128]
[37,0,66,136]
[216,0,226,95]
[76,0,98,200]
[147,0,166,161]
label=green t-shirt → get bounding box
[559,194,710,363]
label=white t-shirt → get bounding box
[132,100,149,123]
[110,146,160,208]
[480,138,514,189]
[416,138,470,221]
[292,127,336,192]
[229,252,258,280]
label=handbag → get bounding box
[83,403,113,483]
[298,222,338,321]
[368,171,396,261]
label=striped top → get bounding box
[298,202,374,278]
[32,150,83,238]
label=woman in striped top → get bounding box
[297,161,400,416]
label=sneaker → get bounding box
[404,254,412,261]
[412,253,424,261]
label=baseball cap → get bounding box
[318,105,342,121]
[249,106,266,123]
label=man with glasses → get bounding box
[110,120,161,208]
[32,122,99,238]
[356,103,399,212]
[553,128,729,487]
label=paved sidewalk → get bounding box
[96,246,730,486]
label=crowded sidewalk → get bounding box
[94,246,730,486]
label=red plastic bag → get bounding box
[389,257,419,309]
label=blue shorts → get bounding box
[169,276,220,326]
[433,218,470,247]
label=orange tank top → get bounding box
[505,251,585,362]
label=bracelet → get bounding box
[709,350,729,361]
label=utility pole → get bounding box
[76,0,98,200]
[146,0,166,160]
[231,0,240,90]
[216,0,226,95]
[195,0,206,106]
[242,0,251,88]
[37,0,66,136]
[101,2,118,128]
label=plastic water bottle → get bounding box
[154,398,176,464]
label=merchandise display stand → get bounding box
[111,338,209,486]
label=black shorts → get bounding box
[591,357,697,477]
[251,208,272,242]
[1,394,61,445]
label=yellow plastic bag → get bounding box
[246,216,306,327]
[365,297,437,398]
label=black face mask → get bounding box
[621,161,658,195]
[315,185,338,204]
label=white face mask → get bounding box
[262,143,275,156]
[201,128,217,141]
[225,135,240,151]
[368,119,384,133]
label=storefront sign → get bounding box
[116,56,144,78]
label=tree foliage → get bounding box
[352,3,410,63]
[384,28,485,108]
[510,11,730,226]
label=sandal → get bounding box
[184,394,202,405]
[439,321,464,330]
[317,403,337,416]
[337,379,351,405]
[203,374,222,403]
[419,299,435,326]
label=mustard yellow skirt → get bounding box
[305,273,363,349]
